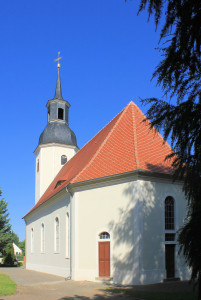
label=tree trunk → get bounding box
[198,272,201,300]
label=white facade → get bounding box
[25,173,190,284]
[25,190,71,277]
[13,243,22,255]
[34,143,78,203]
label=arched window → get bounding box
[99,232,110,240]
[61,155,67,165]
[66,212,70,257]
[41,223,45,253]
[31,228,34,253]
[55,217,60,252]
[165,196,175,230]
[58,108,64,120]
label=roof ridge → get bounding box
[137,105,173,151]
[72,104,130,183]
[131,103,140,169]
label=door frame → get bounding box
[98,241,110,277]
[96,230,112,278]
[165,243,175,278]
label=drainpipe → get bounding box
[66,185,72,280]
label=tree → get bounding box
[18,240,25,256]
[3,246,15,266]
[0,189,12,256]
[131,0,201,298]
[10,231,19,246]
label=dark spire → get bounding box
[54,63,63,100]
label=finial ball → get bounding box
[57,63,61,68]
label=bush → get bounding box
[3,246,15,266]
[16,255,23,261]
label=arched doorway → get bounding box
[98,232,110,277]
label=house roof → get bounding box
[25,101,174,217]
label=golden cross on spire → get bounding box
[54,51,62,68]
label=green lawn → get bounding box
[0,273,17,296]
[109,288,197,300]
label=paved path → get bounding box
[0,267,194,300]
[0,267,129,300]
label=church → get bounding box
[23,62,189,285]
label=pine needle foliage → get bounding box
[133,0,201,298]
[0,189,12,256]
[137,0,201,105]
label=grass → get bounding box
[108,288,198,300]
[0,273,17,296]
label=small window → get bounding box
[99,232,110,239]
[48,107,50,122]
[61,155,67,165]
[41,223,45,253]
[165,233,175,241]
[37,159,39,172]
[55,180,65,189]
[55,217,60,252]
[165,196,175,230]
[58,108,64,120]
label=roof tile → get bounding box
[25,101,173,216]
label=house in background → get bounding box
[23,63,190,285]
[13,243,22,255]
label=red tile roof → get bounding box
[25,101,174,216]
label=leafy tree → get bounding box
[130,0,201,298]
[18,240,25,256]
[0,189,12,256]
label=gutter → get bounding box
[66,185,73,280]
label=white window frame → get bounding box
[164,196,176,244]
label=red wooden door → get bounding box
[99,242,110,277]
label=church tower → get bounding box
[34,61,78,203]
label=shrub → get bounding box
[3,246,15,266]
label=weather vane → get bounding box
[54,51,62,68]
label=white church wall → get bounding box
[35,144,78,203]
[71,176,189,285]
[140,178,190,283]
[25,190,71,278]
[71,177,143,285]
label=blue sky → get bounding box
[0,0,167,241]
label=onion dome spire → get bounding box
[54,52,63,100]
